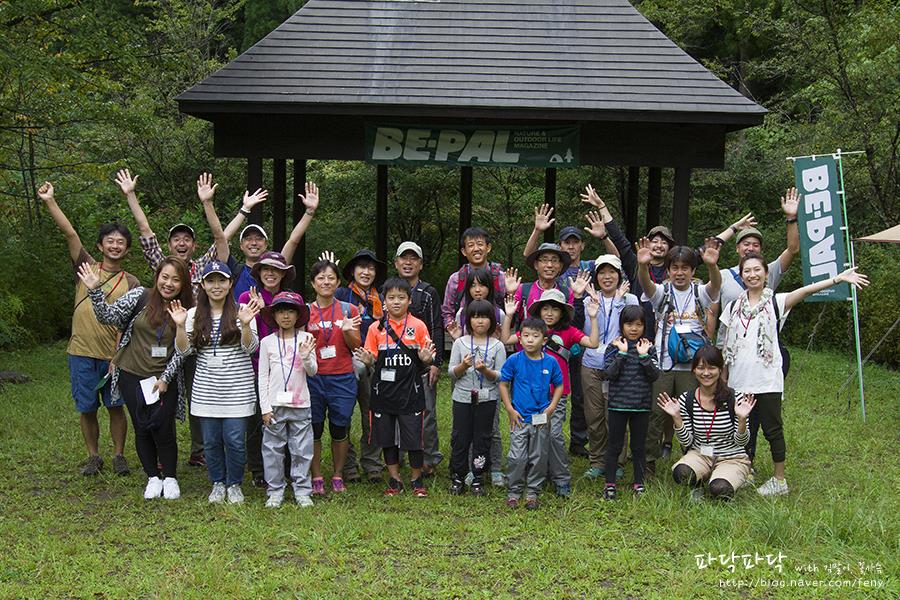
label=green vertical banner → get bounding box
[793,155,851,302]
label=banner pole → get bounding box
[834,148,866,421]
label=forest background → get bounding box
[1,0,897,368]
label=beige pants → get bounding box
[674,450,751,490]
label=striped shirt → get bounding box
[674,389,749,458]
[181,307,259,418]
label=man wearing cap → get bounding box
[394,241,445,475]
[505,243,575,322]
[713,187,800,309]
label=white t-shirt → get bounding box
[719,257,784,308]
[644,282,717,371]
[719,293,791,394]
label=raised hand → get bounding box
[76,262,101,290]
[636,237,653,265]
[636,337,653,355]
[533,203,555,232]
[37,181,55,202]
[504,294,519,317]
[504,267,521,295]
[298,334,317,359]
[196,172,217,203]
[568,270,591,298]
[242,188,268,212]
[446,320,462,341]
[341,313,361,331]
[353,346,375,366]
[299,182,319,214]
[248,286,265,307]
[318,250,339,266]
[611,336,628,353]
[580,183,605,209]
[836,267,870,289]
[701,237,721,266]
[238,297,262,325]
[583,210,607,239]
[418,340,437,363]
[734,393,756,419]
[657,392,680,418]
[615,280,631,300]
[114,169,139,196]
[780,187,799,219]
[733,212,757,231]
[585,283,600,304]
[167,300,188,327]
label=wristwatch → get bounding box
[785,217,798,224]
[239,207,252,216]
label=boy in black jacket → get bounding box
[602,305,660,500]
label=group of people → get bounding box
[43,172,869,509]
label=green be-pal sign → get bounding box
[793,155,850,302]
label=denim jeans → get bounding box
[200,417,247,486]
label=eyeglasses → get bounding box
[537,257,561,265]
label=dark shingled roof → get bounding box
[177,0,766,126]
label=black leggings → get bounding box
[312,421,348,442]
[384,446,423,469]
[605,410,649,485]
[119,369,178,478]
[449,400,496,480]
[746,392,786,463]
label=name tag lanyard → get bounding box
[211,317,222,358]
[278,332,297,392]
[470,335,489,390]
[151,325,168,358]
[599,296,615,345]
[672,289,691,325]
[316,301,337,347]
[695,389,717,442]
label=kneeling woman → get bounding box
[657,346,755,501]
[78,256,193,500]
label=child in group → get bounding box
[499,318,563,510]
[172,261,262,504]
[355,278,436,497]
[601,305,660,500]
[448,300,507,496]
[257,291,318,508]
[442,227,506,329]
[501,286,601,496]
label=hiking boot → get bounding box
[603,484,617,501]
[112,454,130,476]
[143,476,163,500]
[311,477,326,496]
[265,494,284,509]
[331,477,347,493]
[448,477,465,496]
[81,455,103,476]
[525,497,540,511]
[208,482,227,504]
[162,477,181,500]
[555,483,572,498]
[411,478,428,498]
[226,484,245,504]
[384,478,404,497]
[296,495,314,508]
[584,467,604,479]
[757,477,789,497]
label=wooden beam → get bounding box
[376,165,388,264]
[458,166,473,268]
[626,166,640,243]
[292,159,307,296]
[246,157,263,225]
[673,167,691,244]
[272,158,287,250]
[646,167,662,231]
[543,167,557,243]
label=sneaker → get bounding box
[506,496,519,509]
[555,483,572,498]
[490,471,506,487]
[689,487,705,503]
[569,444,589,458]
[604,484,617,501]
[421,464,436,478]
[331,477,346,493]
[162,477,181,500]
[411,478,428,498]
[81,455,103,476]
[311,477,326,496]
[742,467,757,489]
[296,495,314,508]
[112,454,130,476]
[251,476,267,489]
[632,483,646,497]
[584,467,604,479]
[525,497,540,510]
[465,472,475,486]
[226,484,245,504]
[757,476,789,497]
[449,478,465,495]
[265,494,284,509]
[187,452,206,467]
[661,443,672,460]
[208,482,227,503]
[470,480,485,497]
[384,478,404,497]
[143,476,164,499]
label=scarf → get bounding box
[723,288,776,367]
[349,281,383,320]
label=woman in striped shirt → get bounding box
[657,346,755,501]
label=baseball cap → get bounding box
[240,224,268,241]
[558,226,583,242]
[395,241,423,259]
[201,260,232,280]
[647,225,675,245]
[593,254,623,273]
[167,223,195,240]
[735,227,764,245]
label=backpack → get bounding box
[658,281,709,370]
[771,296,791,378]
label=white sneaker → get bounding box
[757,476,789,497]
[226,484,245,504]
[464,472,474,486]
[162,477,181,500]
[296,495,314,508]
[265,494,283,508]
[208,482,227,504]
[143,476,164,500]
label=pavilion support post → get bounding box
[247,157,263,225]
[646,167,662,230]
[292,159,307,296]
[673,167,692,244]
[376,165,388,264]
[543,167,557,243]
[273,159,287,250]
[626,166,640,243]
[458,166,473,268]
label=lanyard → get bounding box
[278,333,297,392]
[738,296,754,337]
[599,296,615,344]
[315,301,337,344]
[388,314,410,352]
[470,335,490,389]
[211,316,222,356]
[695,389,717,442]
[156,326,165,346]
[672,288,691,324]
[649,267,663,284]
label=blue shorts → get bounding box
[68,355,117,413]
[307,372,357,427]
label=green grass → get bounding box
[0,342,897,598]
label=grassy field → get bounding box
[0,342,896,599]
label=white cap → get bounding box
[395,241,423,259]
[593,254,622,273]
[240,224,268,240]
